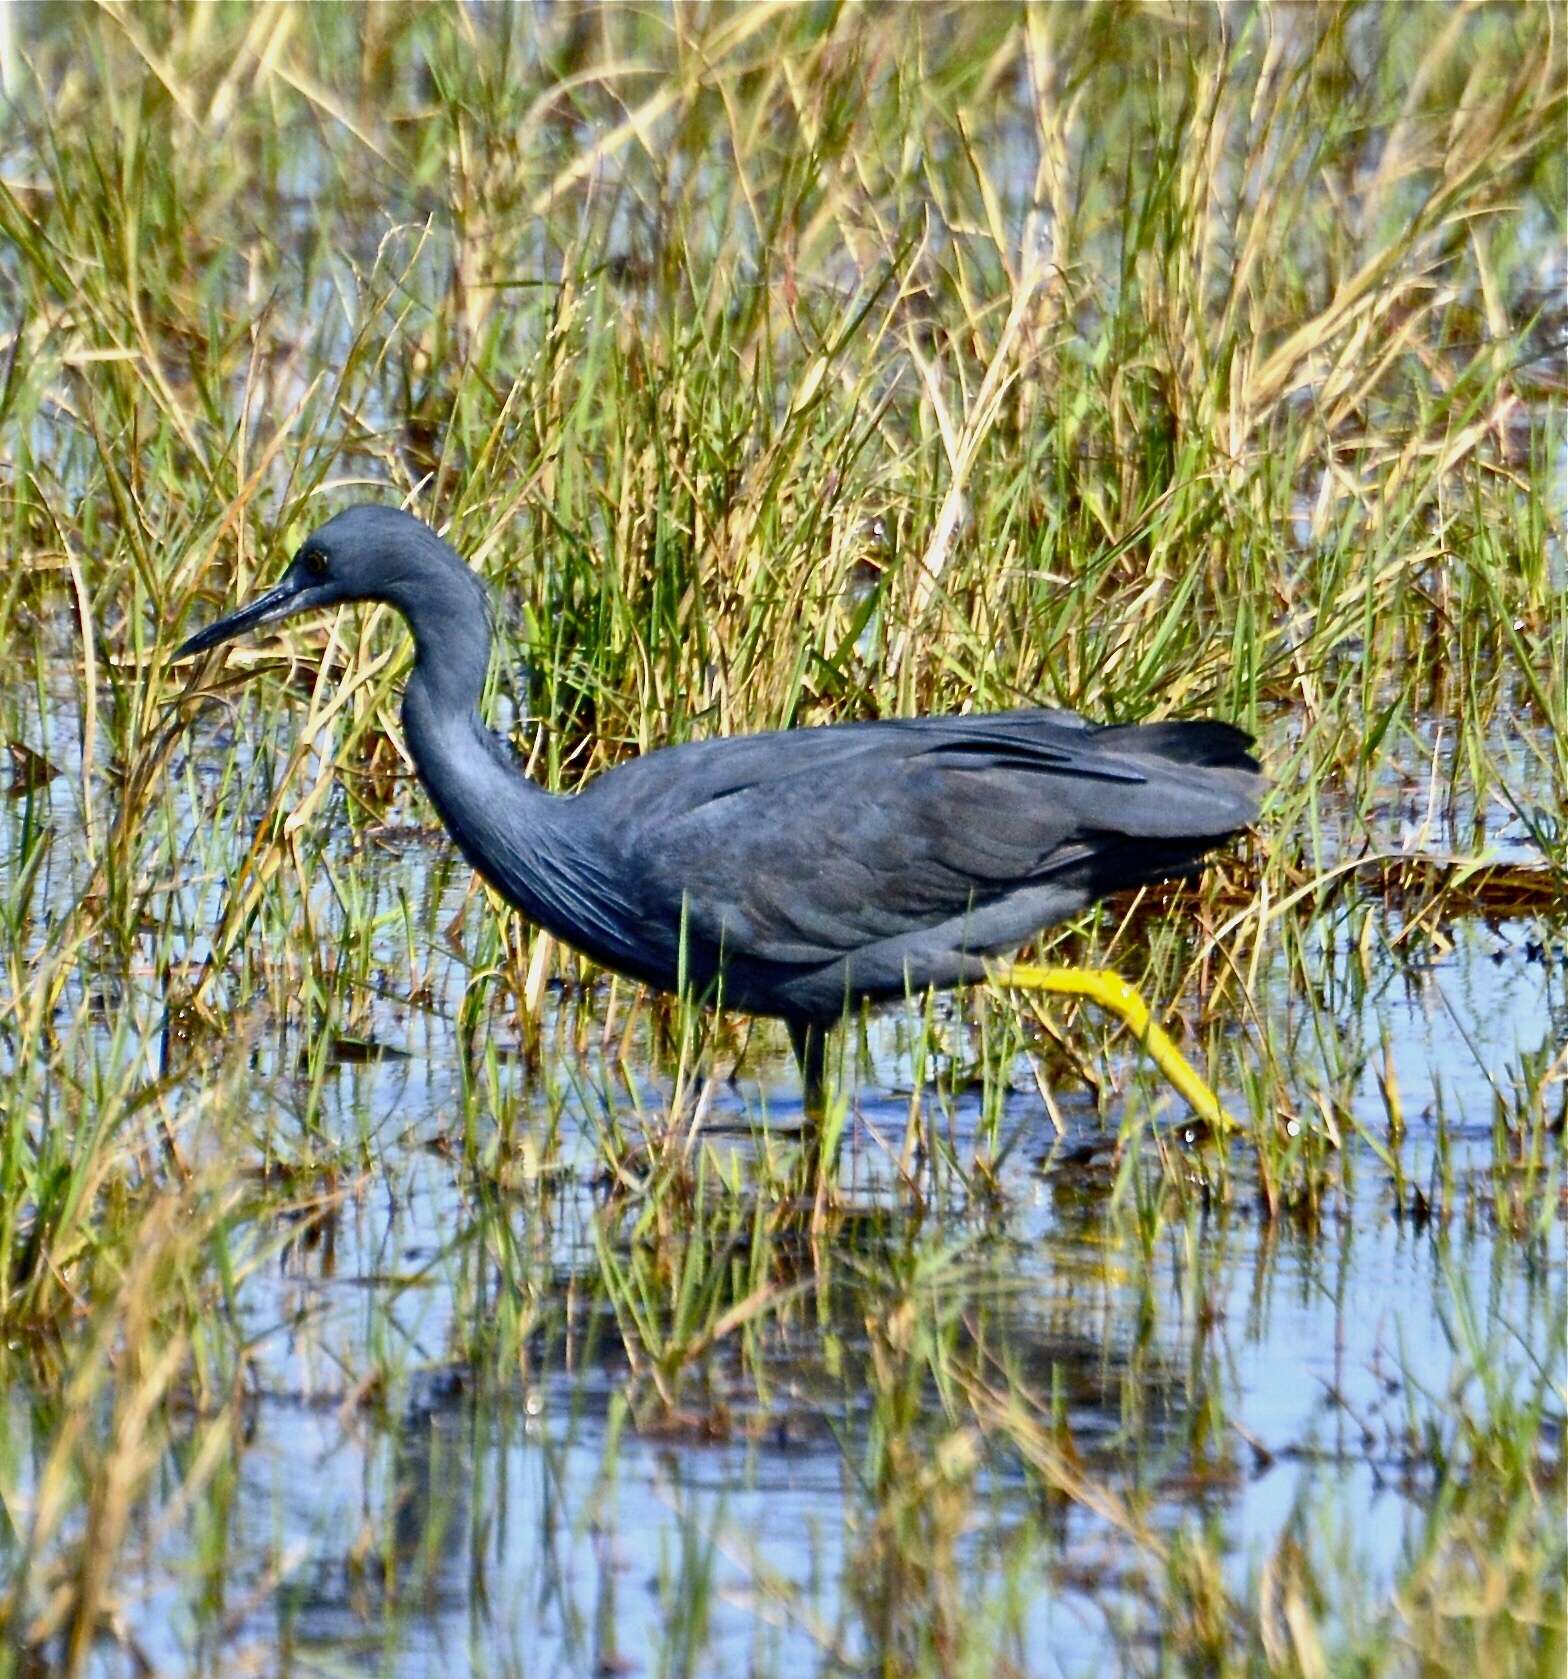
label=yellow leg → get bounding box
[992,965,1235,1132]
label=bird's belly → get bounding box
[718,881,1098,1023]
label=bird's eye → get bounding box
[304,549,329,579]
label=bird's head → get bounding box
[176,504,481,659]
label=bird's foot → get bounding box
[991,964,1236,1132]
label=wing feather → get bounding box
[597,709,1258,972]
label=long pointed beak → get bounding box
[175,577,307,659]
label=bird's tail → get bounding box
[1092,718,1260,772]
[1076,832,1244,900]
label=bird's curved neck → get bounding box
[393,574,636,974]
[395,569,570,907]
[401,582,494,721]
[400,658,557,886]
[400,660,634,970]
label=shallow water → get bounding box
[2,647,1565,1669]
[3,697,1561,1673]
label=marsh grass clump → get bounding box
[0,4,1562,1675]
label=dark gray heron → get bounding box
[177,505,1262,1120]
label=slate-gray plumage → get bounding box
[178,505,1262,1099]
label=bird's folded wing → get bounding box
[622,714,1254,968]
